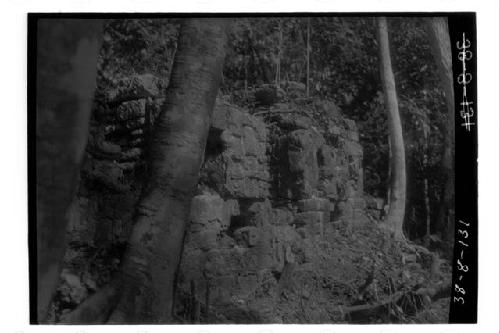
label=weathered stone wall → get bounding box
[63,74,367,322]
[176,99,367,322]
[67,75,164,248]
[203,99,270,199]
[56,75,449,325]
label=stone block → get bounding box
[293,211,327,227]
[226,163,245,180]
[288,129,324,150]
[202,249,233,277]
[221,130,244,154]
[243,156,261,173]
[191,229,218,251]
[253,120,267,141]
[217,233,236,248]
[234,226,260,247]
[224,199,240,216]
[247,199,273,226]
[320,179,339,200]
[221,199,240,230]
[223,152,269,199]
[242,126,260,156]
[350,197,366,210]
[297,197,330,212]
[189,193,225,225]
[271,225,301,244]
[318,145,336,176]
[306,221,324,237]
[335,200,353,220]
[272,208,294,225]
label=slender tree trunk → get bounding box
[276,19,282,88]
[424,178,431,244]
[36,18,102,322]
[306,18,311,97]
[386,135,392,205]
[376,17,406,240]
[107,18,229,324]
[426,17,455,242]
[244,54,248,97]
[423,130,431,247]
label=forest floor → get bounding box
[47,90,452,324]
[275,220,451,324]
[196,217,452,324]
[49,196,451,325]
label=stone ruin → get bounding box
[175,98,368,321]
[61,75,377,322]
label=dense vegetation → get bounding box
[97,17,452,242]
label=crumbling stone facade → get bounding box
[176,98,367,322]
[61,75,369,322]
[53,75,450,325]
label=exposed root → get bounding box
[59,284,119,324]
[336,281,451,323]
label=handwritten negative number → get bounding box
[457,259,469,272]
[455,284,466,295]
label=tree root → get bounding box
[337,281,451,323]
[58,283,120,324]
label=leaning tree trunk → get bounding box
[36,19,102,322]
[376,17,406,240]
[426,17,455,242]
[107,18,229,324]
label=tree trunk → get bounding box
[276,19,282,88]
[376,17,406,240]
[36,18,102,322]
[425,17,455,242]
[424,144,431,246]
[386,135,392,206]
[244,54,248,97]
[107,18,229,324]
[306,18,311,97]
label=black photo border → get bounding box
[27,12,477,324]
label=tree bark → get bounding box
[376,17,406,240]
[107,18,229,324]
[424,163,431,246]
[36,18,102,322]
[425,17,455,242]
[276,19,283,88]
[59,284,119,324]
[338,281,451,323]
[306,18,311,97]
